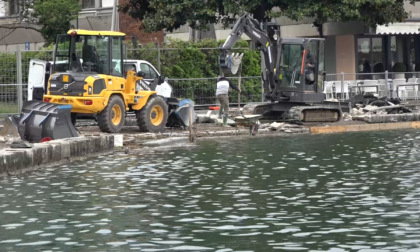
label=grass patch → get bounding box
[0,102,18,114]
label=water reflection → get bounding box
[1,130,420,251]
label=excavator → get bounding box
[220,12,342,122]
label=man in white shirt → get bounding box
[216,76,241,126]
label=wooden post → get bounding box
[188,104,193,143]
[238,63,242,110]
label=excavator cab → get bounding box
[279,38,324,92]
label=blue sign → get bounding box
[25,42,30,50]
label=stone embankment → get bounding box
[2,104,420,177]
[0,134,114,177]
[0,118,311,177]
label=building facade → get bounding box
[166,3,420,77]
[277,2,420,76]
[1,0,420,77]
[0,0,45,51]
[0,0,163,52]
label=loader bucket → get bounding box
[0,115,20,138]
[16,101,79,142]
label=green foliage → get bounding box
[34,0,81,45]
[126,39,258,78]
[120,0,276,32]
[0,48,54,85]
[124,38,262,102]
[120,0,414,35]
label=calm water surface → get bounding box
[2,130,420,251]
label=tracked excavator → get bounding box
[220,13,342,123]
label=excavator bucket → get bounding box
[16,101,79,142]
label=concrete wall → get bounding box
[405,1,420,19]
[336,35,356,75]
[0,134,115,177]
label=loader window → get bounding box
[74,35,109,74]
[280,44,304,89]
[53,35,71,73]
[111,37,123,77]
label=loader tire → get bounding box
[136,95,168,132]
[97,95,126,133]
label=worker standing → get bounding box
[216,76,241,126]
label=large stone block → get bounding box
[31,144,50,166]
[0,150,32,176]
[0,134,115,177]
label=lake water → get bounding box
[2,130,420,251]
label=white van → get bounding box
[124,59,172,98]
[28,59,172,101]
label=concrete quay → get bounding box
[0,134,114,177]
[2,116,420,178]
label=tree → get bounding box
[120,0,415,37]
[33,0,80,44]
[0,0,80,45]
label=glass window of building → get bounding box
[81,0,96,8]
[357,37,385,79]
[8,0,20,16]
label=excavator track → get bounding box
[242,103,270,115]
[288,105,342,123]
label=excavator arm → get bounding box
[219,12,281,101]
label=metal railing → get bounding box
[0,77,263,116]
[0,84,26,115]
[324,71,420,101]
[169,76,262,105]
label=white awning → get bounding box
[376,22,420,34]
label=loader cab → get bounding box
[279,38,324,92]
[53,30,125,77]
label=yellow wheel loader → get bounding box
[41,29,168,133]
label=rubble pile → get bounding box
[259,122,307,134]
[344,95,420,123]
